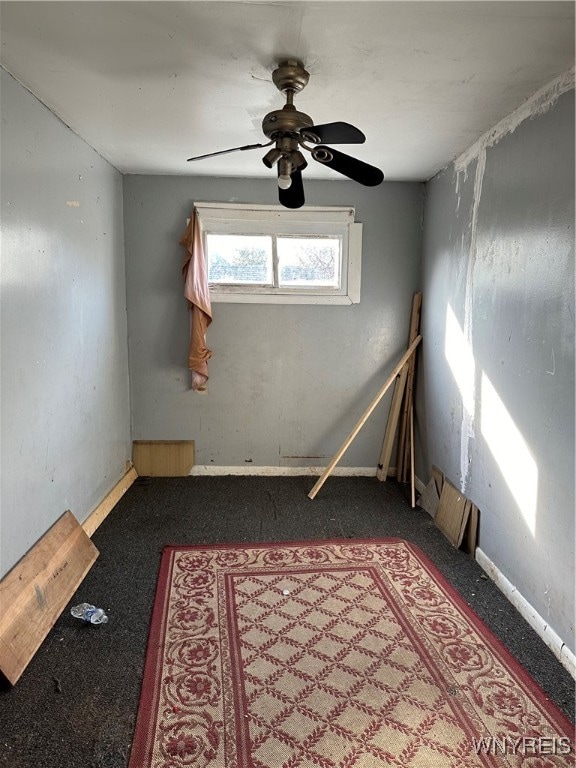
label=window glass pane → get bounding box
[277,237,341,287]
[206,234,273,284]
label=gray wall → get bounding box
[124,176,423,468]
[0,69,131,577]
[418,88,575,650]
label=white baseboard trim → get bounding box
[191,465,378,477]
[475,547,576,679]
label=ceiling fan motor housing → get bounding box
[272,60,310,94]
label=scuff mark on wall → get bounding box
[546,348,556,376]
[455,68,574,174]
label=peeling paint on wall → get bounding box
[451,66,574,494]
[459,147,487,493]
[455,68,575,173]
[420,77,575,656]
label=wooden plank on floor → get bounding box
[82,466,138,538]
[132,440,195,477]
[0,511,99,685]
[457,500,472,549]
[397,292,422,482]
[463,503,479,554]
[308,336,422,500]
[409,402,416,508]
[435,480,468,547]
[417,478,440,517]
[432,465,444,496]
[376,363,408,481]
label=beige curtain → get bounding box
[180,209,212,390]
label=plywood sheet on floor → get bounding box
[0,511,99,685]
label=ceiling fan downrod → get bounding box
[261,61,317,189]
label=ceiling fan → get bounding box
[186,60,384,209]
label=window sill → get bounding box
[209,292,354,305]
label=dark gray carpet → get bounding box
[0,476,573,768]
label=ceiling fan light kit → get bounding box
[277,156,293,190]
[187,60,384,208]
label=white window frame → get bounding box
[194,202,362,305]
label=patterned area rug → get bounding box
[129,539,574,767]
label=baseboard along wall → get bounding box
[81,464,138,538]
[475,547,576,679]
[411,475,575,679]
[191,465,388,477]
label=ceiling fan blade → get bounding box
[302,122,365,145]
[187,141,271,162]
[312,146,384,186]
[278,169,305,209]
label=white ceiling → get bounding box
[1,1,574,181]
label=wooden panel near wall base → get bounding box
[463,503,479,554]
[132,440,195,477]
[417,477,440,518]
[0,510,99,685]
[435,480,469,548]
[432,465,444,497]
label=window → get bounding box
[195,203,362,304]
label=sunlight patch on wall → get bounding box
[445,304,475,418]
[480,371,538,536]
[444,303,477,491]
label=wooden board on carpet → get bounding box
[308,335,421,499]
[82,465,138,538]
[463,502,479,554]
[376,362,408,481]
[396,292,422,483]
[435,479,470,547]
[0,510,99,685]
[432,464,444,496]
[417,477,440,517]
